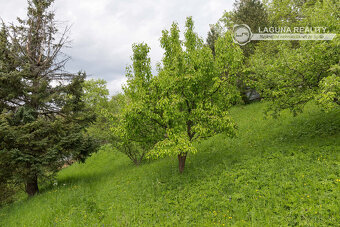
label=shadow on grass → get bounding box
[39,152,136,194]
[264,107,340,145]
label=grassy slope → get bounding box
[0,102,339,226]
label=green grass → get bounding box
[0,102,339,226]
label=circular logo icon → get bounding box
[233,24,252,45]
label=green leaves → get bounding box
[250,38,339,116]
[114,17,243,171]
[316,66,340,111]
[246,0,339,116]
[108,43,165,165]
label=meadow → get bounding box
[0,101,339,226]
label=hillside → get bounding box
[0,102,339,226]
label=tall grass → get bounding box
[0,101,339,226]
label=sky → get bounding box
[0,0,234,95]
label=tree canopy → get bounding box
[110,17,243,172]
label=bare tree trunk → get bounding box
[178,153,187,173]
[25,175,39,196]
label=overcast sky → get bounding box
[0,0,233,95]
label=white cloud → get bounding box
[106,77,128,95]
[0,0,233,95]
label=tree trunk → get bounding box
[25,175,39,196]
[178,153,187,173]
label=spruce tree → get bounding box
[0,0,98,196]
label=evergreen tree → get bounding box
[0,0,98,196]
[0,21,20,205]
